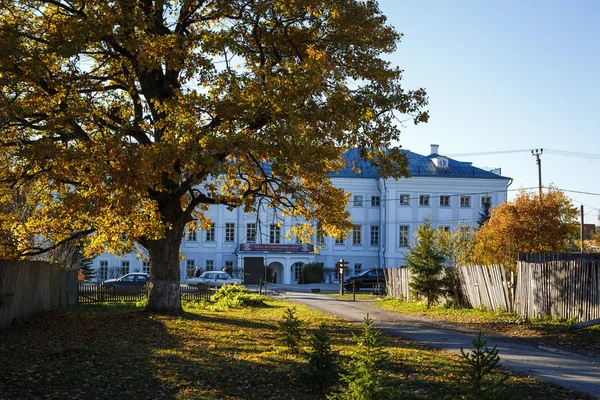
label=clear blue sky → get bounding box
[377,0,600,223]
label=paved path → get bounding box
[282,291,600,399]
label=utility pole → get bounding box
[531,148,543,198]
[581,205,585,253]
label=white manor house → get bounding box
[93,145,512,284]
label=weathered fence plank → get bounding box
[385,254,600,323]
[0,261,72,331]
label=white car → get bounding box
[187,271,242,288]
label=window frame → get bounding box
[399,194,410,206]
[246,223,257,243]
[316,223,325,245]
[225,222,235,242]
[370,225,379,246]
[460,196,471,208]
[205,223,215,242]
[398,225,410,247]
[206,259,214,271]
[352,224,362,245]
[371,195,380,207]
[120,260,130,276]
[353,195,363,207]
[186,259,195,278]
[269,224,281,244]
[439,195,450,207]
[186,223,197,241]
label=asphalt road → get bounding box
[282,291,600,399]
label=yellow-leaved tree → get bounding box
[0,0,429,312]
[473,187,578,266]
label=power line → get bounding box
[446,148,600,160]
[446,149,532,157]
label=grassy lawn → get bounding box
[375,297,600,357]
[0,297,593,400]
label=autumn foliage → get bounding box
[473,187,578,266]
[0,1,428,311]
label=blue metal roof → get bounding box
[333,148,510,180]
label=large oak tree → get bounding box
[0,0,428,312]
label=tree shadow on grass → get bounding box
[0,307,180,400]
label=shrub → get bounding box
[329,314,399,400]
[459,332,507,399]
[302,323,338,393]
[212,284,264,308]
[301,262,324,284]
[279,307,303,353]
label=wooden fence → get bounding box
[0,261,77,331]
[77,283,211,304]
[385,253,600,322]
[385,265,513,312]
[514,253,600,321]
[457,264,513,312]
[384,268,413,301]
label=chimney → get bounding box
[430,144,439,155]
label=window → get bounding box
[335,236,345,245]
[246,223,257,243]
[316,223,325,245]
[354,263,362,276]
[370,225,379,246]
[294,225,303,244]
[292,262,304,281]
[419,195,430,206]
[353,195,363,207]
[439,195,450,207]
[121,261,130,276]
[99,261,108,281]
[205,223,215,242]
[186,259,195,278]
[206,260,214,271]
[269,224,281,244]
[399,225,409,247]
[439,226,451,233]
[186,222,197,241]
[460,196,471,207]
[352,225,362,245]
[482,196,492,206]
[371,196,380,207]
[399,194,410,206]
[142,261,150,274]
[225,222,235,242]
[224,260,234,275]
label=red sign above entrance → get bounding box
[239,243,314,253]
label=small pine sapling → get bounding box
[279,307,303,353]
[459,332,508,399]
[303,323,338,393]
[329,314,399,400]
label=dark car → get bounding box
[343,268,386,292]
[102,273,150,293]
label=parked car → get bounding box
[343,268,386,292]
[188,271,241,288]
[102,273,150,292]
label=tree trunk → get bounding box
[144,229,184,313]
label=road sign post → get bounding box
[338,259,349,295]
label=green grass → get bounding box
[375,298,600,357]
[0,299,592,399]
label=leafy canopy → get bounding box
[0,0,428,258]
[473,187,579,266]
